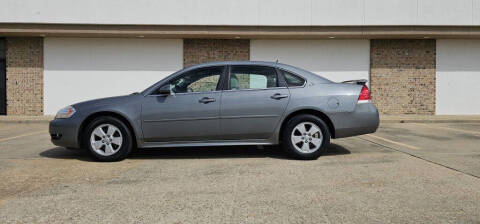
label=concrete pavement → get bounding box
[0,122,479,223]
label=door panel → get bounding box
[142,92,221,142]
[220,65,290,140]
[220,88,289,140]
[141,66,225,142]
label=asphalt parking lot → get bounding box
[0,122,479,223]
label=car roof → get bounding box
[186,61,333,84]
[187,60,277,68]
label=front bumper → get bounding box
[49,117,83,148]
[331,102,380,138]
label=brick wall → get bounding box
[183,39,250,67]
[370,39,436,114]
[6,37,44,115]
[1,38,438,115]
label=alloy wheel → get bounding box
[90,124,123,156]
[290,122,323,153]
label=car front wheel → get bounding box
[282,114,330,160]
[84,116,133,162]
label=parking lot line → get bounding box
[411,123,480,136]
[0,131,46,143]
[365,134,421,150]
[359,135,480,179]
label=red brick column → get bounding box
[370,39,436,115]
[6,37,44,115]
[183,39,250,67]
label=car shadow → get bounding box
[39,147,95,162]
[39,143,351,161]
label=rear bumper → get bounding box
[49,117,82,148]
[331,102,379,138]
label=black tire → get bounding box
[83,116,133,162]
[282,114,330,160]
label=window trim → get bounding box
[278,68,307,88]
[148,65,227,96]
[147,90,223,97]
[225,65,283,91]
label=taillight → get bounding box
[358,85,371,102]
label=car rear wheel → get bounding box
[282,114,330,160]
[84,116,133,162]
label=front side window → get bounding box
[162,66,224,93]
[282,70,306,87]
[229,65,278,90]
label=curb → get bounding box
[0,120,53,124]
[0,116,54,124]
[380,119,480,124]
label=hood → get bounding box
[72,93,142,111]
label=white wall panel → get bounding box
[179,0,259,25]
[364,0,417,25]
[250,40,370,83]
[473,0,480,25]
[436,40,480,115]
[44,38,182,115]
[0,0,477,26]
[311,0,364,25]
[258,0,311,25]
[418,0,473,25]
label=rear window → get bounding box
[282,71,305,87]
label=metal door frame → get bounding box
[0,38,6,115]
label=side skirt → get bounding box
[139,139,276,148]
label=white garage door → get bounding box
[44,38,183,115]
[250,40,370,83]
[437,40,480,115]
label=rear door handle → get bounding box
[199,97,216,104]
[271,93,289,100]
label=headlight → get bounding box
[56,106,76,119]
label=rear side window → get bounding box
[282,71,306,87]
[229,65,278,90]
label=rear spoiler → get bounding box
[341,79,368,85]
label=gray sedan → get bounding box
[49,61,379,161]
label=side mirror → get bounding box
[156,86,171,96]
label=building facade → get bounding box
[1,0,480,115]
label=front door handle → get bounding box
[199,97,216,104]
[271,93,289,100]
